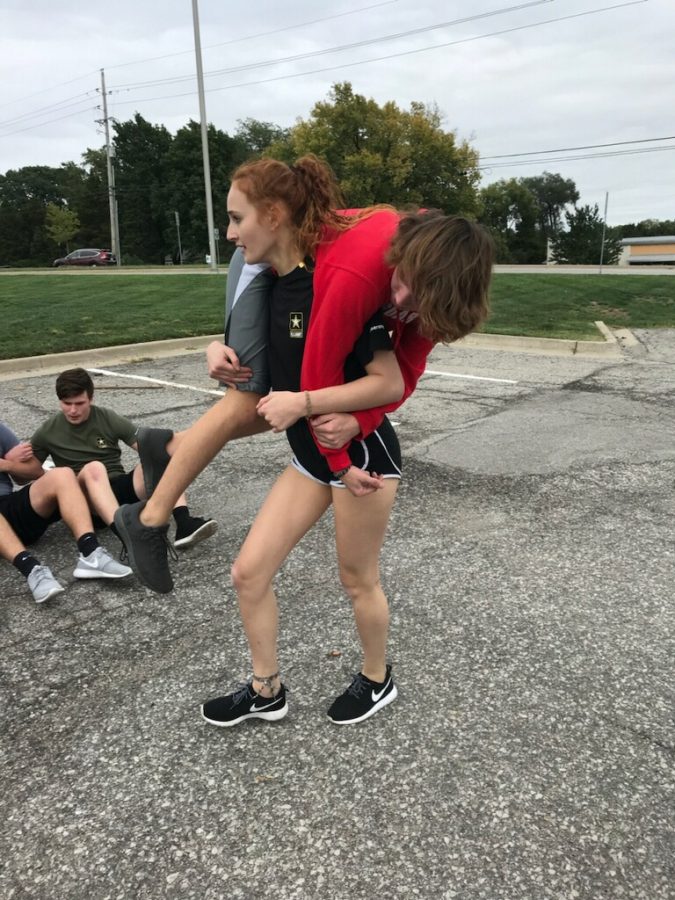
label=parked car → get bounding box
[53,249,116,267]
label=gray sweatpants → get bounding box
[224,247,275,395]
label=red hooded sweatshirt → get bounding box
[300,209,435,472]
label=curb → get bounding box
[0,335,223,382]
[0,322,626,383]
[458,320,621,358]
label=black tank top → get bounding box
[268,263,394,459]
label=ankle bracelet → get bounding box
[252,671,280,694]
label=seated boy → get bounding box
[30,368,216,550]
[0,422,131,603]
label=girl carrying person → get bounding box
[188,155,493,726]
[114,157,494,604]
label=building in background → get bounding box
[619,236,675,266]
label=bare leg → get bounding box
[231,467,332,696]
[332,480,399,683]
[30,468,96,540]
[141,390,268,527]
[78,462,119,525]
[0,513,25,562]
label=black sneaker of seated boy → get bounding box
[327,664,397,725]
[201,681,288,727]
[174,514,218,549]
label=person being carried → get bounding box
[114,156,493,597]
[0,421,131,603]
[29,368,216,553]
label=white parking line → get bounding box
[86,367,224,397]
[86,366,518,397]
[423,369,518,385]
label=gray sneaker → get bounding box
[113,501,175,594]
[27,565,66,604]
[73,546,133,579]
[136,426,173,498]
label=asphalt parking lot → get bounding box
[1,331,674,899]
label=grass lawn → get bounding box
[487,274,675,340]
[2,273,227,360]
[1,271,674,359]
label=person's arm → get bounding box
[309,413,361,449]
[305,291,433,472]
[256,349,404,433]
[29,424,51,466]
[350,323,435,439]
[4,441,33,464]
[0,444,44,483]
[206,341,254,386]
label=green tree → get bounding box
[520,171,579,238]
[113,114,173,263]
[551,204,622,264]
[76,148,111,248]
[45,202,80,252]
[0,164,87,265]
[163,120,248,263]
[236,118,290,156]
[478,178,544,263]
[268,82,480,214]
[614,218,675,238]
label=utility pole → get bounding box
[99,69,121,265]
[191,0,218,272]
[598,191,609,274]
[174,211,183,264]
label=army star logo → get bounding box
[289,312,304,338]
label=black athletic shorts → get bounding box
[109,472,140,506]
[289,416,402,487]
[0,485,61,546]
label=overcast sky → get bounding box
[1,0,673,226]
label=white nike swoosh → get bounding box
[371,679,391,703]
[251,698,279,711]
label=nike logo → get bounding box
[251,698,279,711]
[371,679,391,703]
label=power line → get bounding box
[0,0,403,114]
[111,0,554,91]
[0,0,651,157]
[478,144,675,170]
[0,104,100,139]
[105,0,404,71]
[0,71,100,113]
[0,92,98,131]
[480,135,675,160]
[109,0,647,109]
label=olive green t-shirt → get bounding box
[31,406,137,477]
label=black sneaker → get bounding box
[201,681,288,727]
[136,426,173,498]
[327,665,397,725]
[174,515,218,549]
[113,500,175,594]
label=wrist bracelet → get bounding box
[332,466,351,480]
[305,390,313,418]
